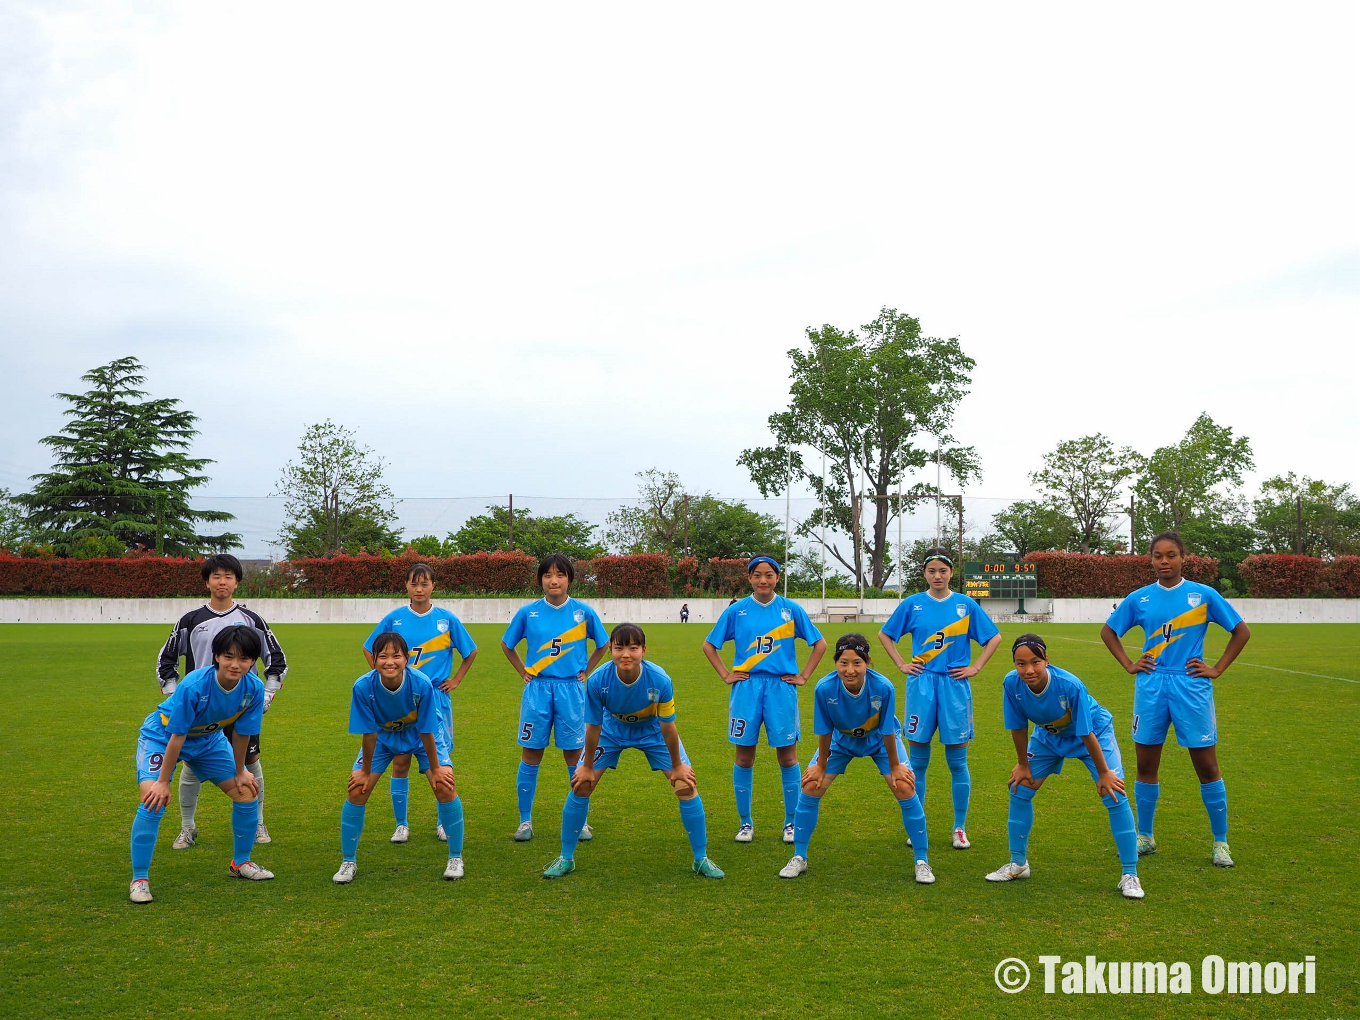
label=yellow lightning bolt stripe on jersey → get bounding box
[1039,709,1073,735]
[380,707,419,732]
[838,711,882,739]
[161,706,248,738]
[733,620,797,673]
[911,615,972,667]
[410,631,452,671]
[610,697,676,725]
[525,621,589,677]
[1143,603,1208,662]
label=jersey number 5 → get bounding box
[550,638,562,656]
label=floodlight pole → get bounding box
[897,466,903,601]
[508,493,514,549]
[820,449,827,616]
[784,448,791,599]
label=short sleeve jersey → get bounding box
[585,660,677,740]
[1106,580,1243,674]
[503,598,608,679]
[349,666,440,754]
[812,668,899,755]
[1001,664,1113,757]
[705,595,823,677]
[141,665,265,743]
[880,591,1000,675]
[365,605,476,682]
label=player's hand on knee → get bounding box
[889,765,915,799]
[142,779,171,812]
[570,767,597,797]
[234,769,260,799]
[1096,770,1124,799]
[349,769,375,797]
[800,765,826,795]
[668,764,697,796]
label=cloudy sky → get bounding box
[2,2,1356,553]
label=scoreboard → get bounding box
[963,559,1037,600]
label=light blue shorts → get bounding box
[352,734,453,774]
[810,734,911,776]
[1027,723,1125,783]
[728,673,801,747]
[591,728,691,772]
[519,677,586,750]
[903,671,974,745]
[1132,670,1217,748]
[433,686,455,752]
[136,730,237,785]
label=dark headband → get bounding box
[747,555,780,574]
[1011,635,1047,658]
[923,553,953,567]
[835,636,871,659]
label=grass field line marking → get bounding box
[1043,634,1360,685]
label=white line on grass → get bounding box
[1042,634,1360,685]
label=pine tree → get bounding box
[17,357,239,555]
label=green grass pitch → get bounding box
[1,621,1357,1019]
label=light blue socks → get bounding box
[516,762,540,823]
[231,799,258,865]
[130,804,165,880]
[1134,780,1159,838]
[1104,792,1139,874]
[1200,778,1228,842]
[908,745,932,809]
[436,797,464,857]
[733,764,753,826]
[780,763,801,826]
[678,796,708,862]
[341,800,366,862]
[560,791,590,859]
[792,792,821,859]
[1008,784,1037,864]
[899,795,929,863]
[944,745,970,830]
[390,776,409,827]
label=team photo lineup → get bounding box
[132,535,1247,903]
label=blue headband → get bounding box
[747,555,781,575]
[923,553,953,567]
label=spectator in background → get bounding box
[680,604,690,623]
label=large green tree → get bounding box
[1253,473,1360,558]
[738,307,980,588]
[0,488,30,552]
[274,420,402,558]
[991,499,1075,557]
[17,357,238,555]
[1134,412,1253,548]
[1030,433,1138,554]
[448,505,603,560]
[604,470,784,560]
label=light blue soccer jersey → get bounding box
[880,591,1000,674]
[1106,580,1243,674]
[348,666,440,755]
[586,660,677,739]
[706,595,822,677]
[365,605,475,681]
[812,668,899,755]
[503,598,608,680]
[139,665,265,743]
[1002,664,1113,758]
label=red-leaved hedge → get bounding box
[1325,556,1360,598]
[673,557,753,597]
[1023,552,1219,598]
[0,555,205,596]
[1237,554,1327,598]
[581,554,671,597]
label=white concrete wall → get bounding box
[3,596,1357,625]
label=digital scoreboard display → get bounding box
[963,559,1038,600]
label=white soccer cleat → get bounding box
[952,828,971,849]
[779,855,808,879]
[734,823,754,843]
[230,860,275,881]
[436,824,447,843]
[579,823,594,842]
[513,821,534,842]
[171,826,197,850]
[986,861,1031,882]
[333,861,357,884]
[906,834,912,847]
[443,857,465,880]
[391,825,410,844]
[783,823,796,844]
[254,823,271,844]
[1212,841,1234,867]
[1118,873,1146,899]
[128,879,153,904]
[914,861,936,884]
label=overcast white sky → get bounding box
[2,2,1357,523]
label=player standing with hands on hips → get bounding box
[703,556,828,844]
[1100,531,1250,867]
[877,547,1002,850]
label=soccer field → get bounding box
[2,621,1357,1019]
